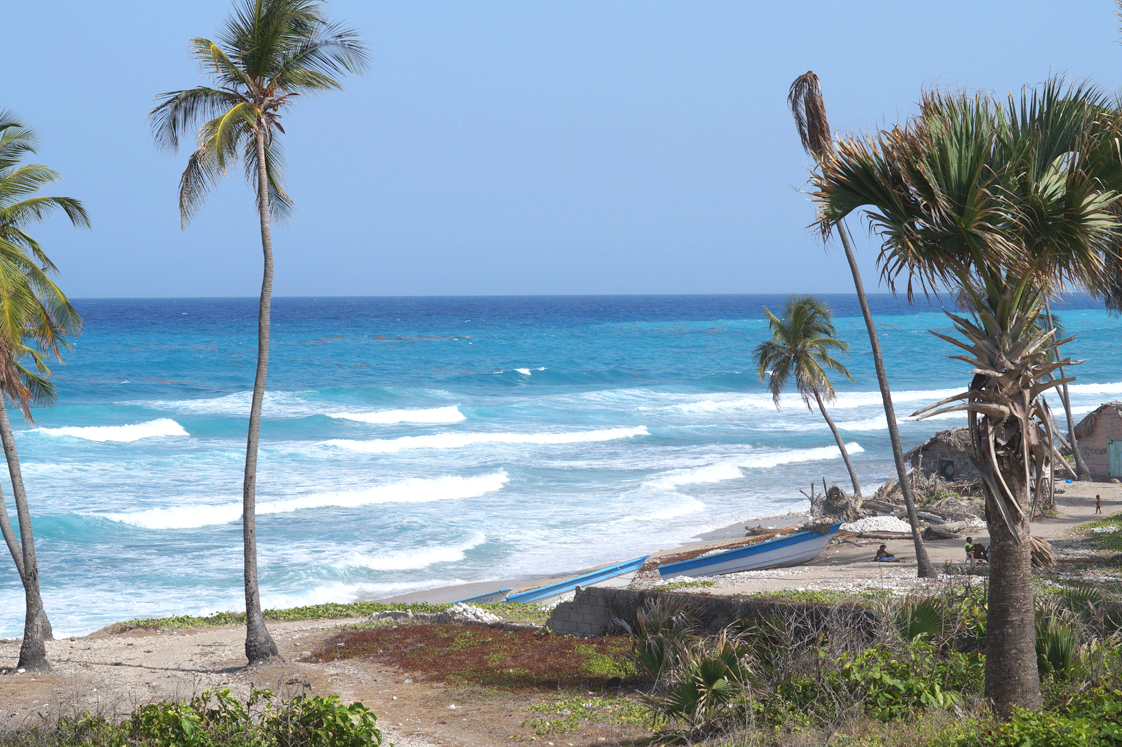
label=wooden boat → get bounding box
[455,588,513,604]
[505,555,650,604]
[657,522,842,579]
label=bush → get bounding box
[0,689,383,747]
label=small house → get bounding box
[1075,402,1122,479]
[904,427,977,481]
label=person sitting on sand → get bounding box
[874,544,898,562]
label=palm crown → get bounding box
[755,296,853,409]
[0,111,87,418]
[150,0,368,226]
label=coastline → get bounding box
[374,510,809,604]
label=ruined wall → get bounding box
[1078,408,1122,478]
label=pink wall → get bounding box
[1078,408,1122,478]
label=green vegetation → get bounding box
[0,689,382,747]
[657,579,717,591]
[1078,512,1122,552]
[523,694,652,735]
[118,600,545,630]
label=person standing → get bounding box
[1096,494,1102,515]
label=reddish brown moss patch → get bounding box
[308,624,637,690]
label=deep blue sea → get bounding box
[2,294,1118,637]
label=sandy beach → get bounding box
[0,479,1114,746]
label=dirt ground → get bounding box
[0,479,1115,747]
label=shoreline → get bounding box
[374,510,809,605]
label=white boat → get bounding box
[657,522,842,579]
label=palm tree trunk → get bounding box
[814,390,861,498]
[1045,303,1090,481]
[243,125,280,664]
[0,402,53,670]
[836,223,936,578]
[982,460,1042,714]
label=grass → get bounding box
[1077,512,1122,552]
[734,589,895,605]
[306,624,638,690]
[112,600,547,631]
[523,693,653,735]
[657,579,717,591]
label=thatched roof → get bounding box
[904,427,973,462]
[1074,402,1122,440]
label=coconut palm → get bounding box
[149,0,367,664]
[811,79,1122,715]
[0,111,87,671]
[788,72,936,577]
[755,296,862,498]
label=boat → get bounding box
[505,555,650,604]
[455,588,513,604]
[656,522,842,579]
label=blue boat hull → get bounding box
[506,555,650,604]
[657,523,842,579]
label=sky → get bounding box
[4,1,1122,298]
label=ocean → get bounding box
[1,294,1116,638]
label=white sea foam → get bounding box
[99,471,509,529]
[327,406,465,424]
[647,463,744,490]
[738,442,864,470]
[134,391,315,419]
[36,419,189,443]
[327,426,648,454]
[335,532,487,571]
[662,388,966,417]
[642,495,707,521]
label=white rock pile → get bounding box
[442,603,500,623]
[841,516,915,533]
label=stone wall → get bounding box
[546,585,881,641]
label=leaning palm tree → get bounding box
[150,0,367,664]
[812,79,1122,715]
[755,296,862,498]
[0,111,87,671]
[788,72,936,578]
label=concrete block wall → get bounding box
[546,585,882,641]
[546,586,616,637]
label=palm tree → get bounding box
[788,72,936,578]
[0,111,87,671]
[149,0,367,664]
[755,296,862,498]
[811,79,1122,715]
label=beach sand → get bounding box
[0,480,1114,746]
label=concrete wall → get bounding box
[546,585,880,640]
[1078,408,1122,478]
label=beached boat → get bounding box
[455,588,514,604]
[657,522,842,579]
[505,555,650,604]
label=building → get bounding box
[1074,402,1122,479]
[904,427,978,481]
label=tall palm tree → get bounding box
[755,296,862,498]
[788,72,936,578]
[812,79,1122,715]
[150,0,367,664]
[0,111,87,671]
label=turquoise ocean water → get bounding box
[1,294,1117,637]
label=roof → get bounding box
[1074,402,1122,440]
[904,426,973,462]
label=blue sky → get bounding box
[5,1,1122,297]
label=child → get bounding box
[1097,494,1102,515]
[875,544,898,562]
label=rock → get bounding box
[368,609,413,622]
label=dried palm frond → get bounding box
[1031,536,1056,569]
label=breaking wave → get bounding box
[36,419,189,443]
